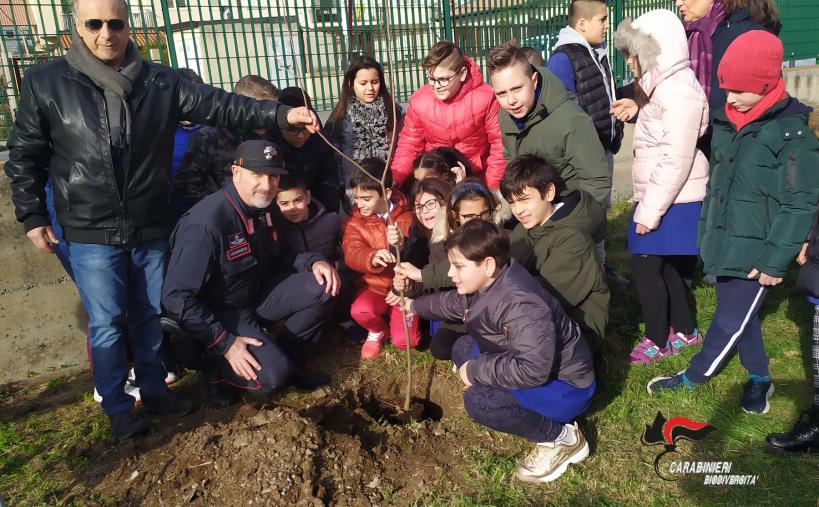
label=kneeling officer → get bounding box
[162,140,339,405]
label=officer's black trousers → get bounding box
[208,272,333,393]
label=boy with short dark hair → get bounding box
[548,0,630,287]
[547,0,623,160]
[391,41,505,189]
[502,155,609,351]
[342,159,419,359]
[404,219,595,483]
[274,175,341,264]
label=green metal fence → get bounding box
[0,0,817,140]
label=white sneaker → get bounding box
[514,422,589,483]
[93,384,142,405]
[126,367,181,387]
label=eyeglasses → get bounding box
[83,18,127,33]
[459,209,491,222]
[413,198,440,214]
[285,126,310,135]
[427,67,464,88]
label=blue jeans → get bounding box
[44,180,73,279]
[68,239,169,415]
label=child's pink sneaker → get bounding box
[668,329,702,353]
[360,330,386,360]
[629,336,672,365]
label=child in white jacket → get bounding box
[612,9,709,364]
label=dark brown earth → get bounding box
[2,333,493,506]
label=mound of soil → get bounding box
[71,359,476,506]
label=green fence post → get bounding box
[441,0,452,41]
[160,0,178,67]
[612,0,626,85]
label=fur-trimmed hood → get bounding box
[614,9,691,95]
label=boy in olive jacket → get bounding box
[649,32,819,416]
[502,155,609,352]
[487,42,611,211]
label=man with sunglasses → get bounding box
[391,41,505,191]
[4,0,319,441]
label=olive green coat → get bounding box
[499,66,611,208]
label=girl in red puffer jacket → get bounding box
[391,42,505,190]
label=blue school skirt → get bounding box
[627,201,701,256]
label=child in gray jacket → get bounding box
[403,219,595,484]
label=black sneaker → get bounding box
[764,409,819,453]
[108,410,149,441]
[741,375,774,414]
[292,367,330,390]
[142,390,197,418]
[604,265,630,288]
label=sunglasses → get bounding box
[285,126,310,135]
[83,18,127,33]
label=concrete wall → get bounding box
[0,171,88,384]
[785,65,819,107]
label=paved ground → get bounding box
[0,126,635,384]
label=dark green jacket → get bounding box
[499,66,611,207]
[510,191,609,349]
[699,98,819,278]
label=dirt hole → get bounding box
[361,396,443,425]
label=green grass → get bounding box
[1,200,818,505]
[0,388,109,505]
[438,200,819,506]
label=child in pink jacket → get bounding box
[613,9,709,364]
[391,41,505,190]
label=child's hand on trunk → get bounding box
[372,249,397,267]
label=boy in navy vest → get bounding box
[546,0,626,286]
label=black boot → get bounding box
[206,381,240,409]
[764,408,819,453]
[108,410,149,441]
[142,389,197,418]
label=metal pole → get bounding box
[441,0,452,41]
[160,0,179,67]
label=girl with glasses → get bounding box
[390,177,511,361]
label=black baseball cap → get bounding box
[233,140,288,175]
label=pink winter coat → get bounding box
[618,10,710,230]
[391,57,506,189]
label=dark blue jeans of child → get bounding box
[452,335,596,443]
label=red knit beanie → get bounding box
[718,30,783,94]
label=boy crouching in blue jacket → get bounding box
[402,219,596,483]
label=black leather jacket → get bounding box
[5,57,291,244]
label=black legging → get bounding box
[630,254,697,348]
